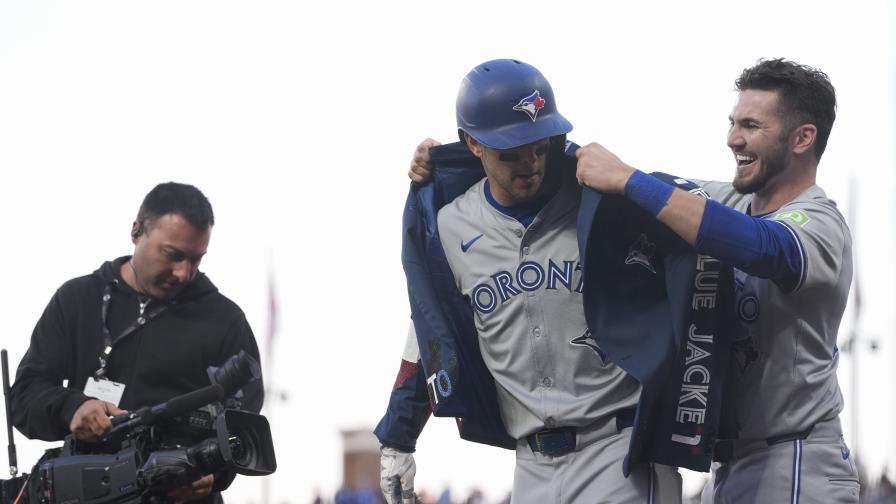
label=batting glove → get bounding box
[380,446,416,504]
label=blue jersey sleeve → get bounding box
[697,199,803,291]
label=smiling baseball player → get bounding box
[575,58,860,503]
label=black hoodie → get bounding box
[11,256,263,441]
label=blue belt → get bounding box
[526,408,636,456]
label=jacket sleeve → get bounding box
[373,324,432,453]
[11,289,91,441]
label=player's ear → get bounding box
[791,124,816,156]
[464,132,485,158]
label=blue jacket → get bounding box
[374,142,735,472]
[577,181,737,473]
[374,141,515,451]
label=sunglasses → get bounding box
[497,142,551,162]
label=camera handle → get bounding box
[107,350,259,437]
[107,383,226,437]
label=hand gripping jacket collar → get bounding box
[375,142,736,472]
[577,179,738,473]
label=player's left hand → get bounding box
[167,473,214,503]
[575,142,636,194]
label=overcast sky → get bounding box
[1,1,894,502]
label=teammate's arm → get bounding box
[408,138,441,184]
[575,142,803,290]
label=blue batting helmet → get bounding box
[456,59,573,150]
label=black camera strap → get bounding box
[94,284,170,380]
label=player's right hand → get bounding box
[408,138,441,184]
[69,399,127,442]
[380,446,417,504]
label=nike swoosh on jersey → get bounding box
[461,234,484,253]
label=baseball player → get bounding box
[375,59,682,504]
[576,58,860,502]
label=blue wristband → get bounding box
[624,170,675,217]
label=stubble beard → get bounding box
[732,139,789,195]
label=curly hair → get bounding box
[736,58,837,159]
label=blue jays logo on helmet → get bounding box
[513,90,546,122]
[456,59,572,149]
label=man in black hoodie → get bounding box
[11,182,263,502]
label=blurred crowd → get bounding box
[311,467,896,504]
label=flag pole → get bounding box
[262,251,278,504]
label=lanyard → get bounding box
[94,283,170,379]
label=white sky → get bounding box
[1,1,893,502]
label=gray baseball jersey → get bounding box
[436,174,639,439]
[699,182,851,440]
[397,169,684,504]
[698,181,859,503]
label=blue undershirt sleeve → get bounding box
[621,171,804,290]
[624,170,675,217]
[696,199,803,291]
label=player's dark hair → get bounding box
[735,58,836,160]
[136,182,214,232]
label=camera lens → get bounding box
[212,352,260,396]
[229,435,246,464]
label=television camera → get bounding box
[0,350,276,503]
